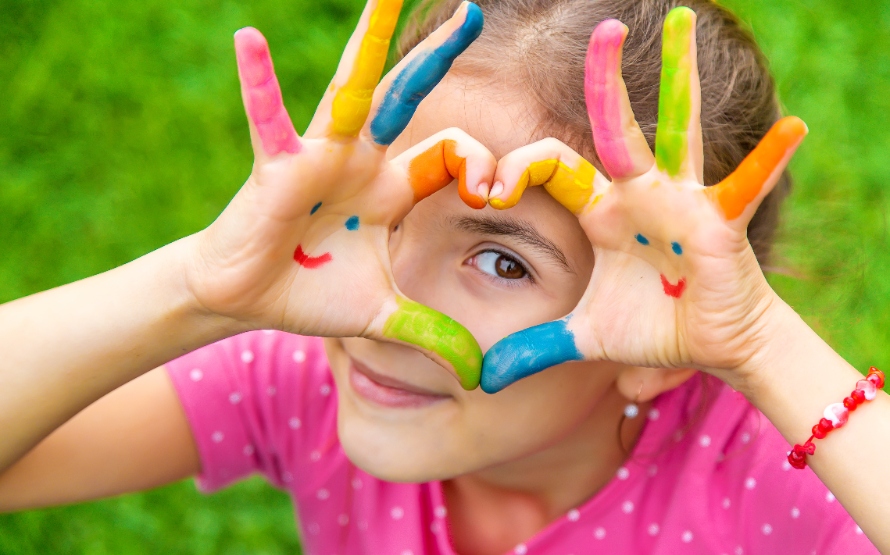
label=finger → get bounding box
[705,116,808,223]
[234,28,301,158]
[325,0,404,139]
[654,7,703,182]
[586,19,654,180]
[366,1,483,146]
[393,127,497,208]
[480,317,584,394]
[489,138,606,214]
[380,296,482,390]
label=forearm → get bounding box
[0,234,243,472]
[741,298,890,552]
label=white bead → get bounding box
[624,403,640,418]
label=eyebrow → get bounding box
[448,214,574,274]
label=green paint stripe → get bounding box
[382,297,482,390]
[655,7,694,177]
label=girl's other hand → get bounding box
[189,1,494,389]
[482,7,807,393]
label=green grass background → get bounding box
[0,0,888,552]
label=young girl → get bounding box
[0,0,887,553]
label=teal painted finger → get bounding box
[655,7,695,177]
[382,297,482,390]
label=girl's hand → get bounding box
[188,1,494,389]
[481,7,807,393]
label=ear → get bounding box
[615,365,697,403]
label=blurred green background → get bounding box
[0,0,888,553]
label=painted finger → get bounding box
[705,116,807,223]
[234,28,301,158]
[490,138,605,214]
[380,296,482,390]
[480,317,583,393]
[393,128,497,208]
[653,7,703,182]
[366,1,483,146]
[325,0,403,139]
[586,19,654,180]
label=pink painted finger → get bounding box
[586,19,654,180]
[234,28,301,156]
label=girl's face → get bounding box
[325,76,627,482]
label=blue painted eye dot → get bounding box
[671,241,683,255]
[635,233,650,246]
[310,202,322,215]
[345,216,360,231]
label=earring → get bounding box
[618,383,645,454]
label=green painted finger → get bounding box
[382,297,482,390]
[655,7,696,178]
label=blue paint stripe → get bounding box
[671,241,683,255]
[480,318,583,393]
[345,215,360,230]
[635,233,650,246]
[310,201,322,215]
[369,3,483,145]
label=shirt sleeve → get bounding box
[165,331,337,493]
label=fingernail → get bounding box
[489,181,504,198]
[476,182,490,202]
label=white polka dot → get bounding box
[316,488,330,500]
[282,471,293,483]
[307,522,320,535]
[567,509,580,521]
[241,350,254,363]
[621,501,634,514]
[826,491,835,502]
[513,545,528,555]
[401,550,414,555]
[741,432,751,444]
[357,520,368,531]
[648,464,658,477]
[337,514,349,526]
[647,408,660,420]
[267,386,277,396]
[648,523,660,536]
[243,444,254,456]
[722,497,731,509]
[434,506,447,519]
[229,392,242,404]
[293,350,307,363]
[856,526,863,535]
[791,507,800,519]
[699,435,712,447]
[211,431,224,443]
[734,547,744,555]
[782,460,792,471]
[262,329,276,335]
[745,477,757,490]
[682,530,694,543]
[288,417,301,429]
[189,369,203,382]
[391,506,404,520]
[616,466,630,480]
[430,521,442,534]
[320,384,331,396]
[594,527,606,540]
[762,523,773,535]
[310,450,321,462]
[351,477,363,489]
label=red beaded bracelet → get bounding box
[788,367,885,469]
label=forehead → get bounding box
[390,74,544,159]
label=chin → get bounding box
[336,407,473,483]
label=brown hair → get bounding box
[398,0,789,265]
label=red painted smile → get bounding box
[294,244,333,268]
[660,274,687,298]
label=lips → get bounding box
[348,359,451,409]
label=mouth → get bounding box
[348,358,452,409]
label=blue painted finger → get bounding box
[480,318,584,393]
[368,3,483,145]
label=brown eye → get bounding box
[474,251,528,280]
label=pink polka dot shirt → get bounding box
[166,331,878,554]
